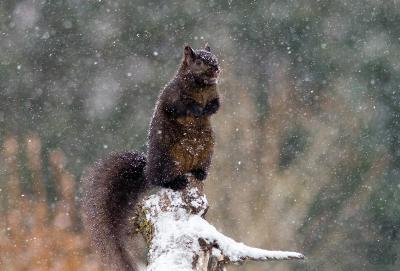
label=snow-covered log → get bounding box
[134,178,304,271]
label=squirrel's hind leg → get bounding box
[145,152,189,190]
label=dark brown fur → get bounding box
[145,46,220,189]
[81,151,147,271]
[81,45,220,271]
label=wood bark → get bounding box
[134,178,304,270]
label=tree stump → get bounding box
[134,178,304,271]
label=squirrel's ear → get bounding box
[204,44,211,52]
[184,45,196,64]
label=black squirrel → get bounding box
[81,45,220,271]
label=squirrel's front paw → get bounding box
[164,175,189,190]
[202,98,220,116]
[187,103,203,117]
[191,169,207,181]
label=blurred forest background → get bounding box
[1,0,400,270]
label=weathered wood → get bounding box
[134,178,304,270]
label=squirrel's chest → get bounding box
[188,90,212,107]
[170,123,214,172]
[175,88,217,126]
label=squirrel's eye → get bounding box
[195,59,202,65]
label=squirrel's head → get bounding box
[182,45,220,86]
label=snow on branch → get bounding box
[134,179,304,271]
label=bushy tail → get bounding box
[81,151,147,271]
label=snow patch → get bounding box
[143,188,304,271]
